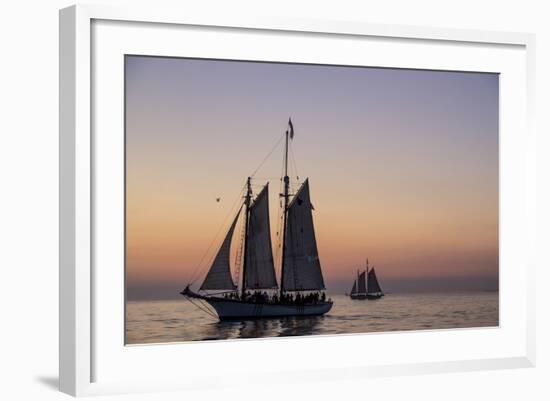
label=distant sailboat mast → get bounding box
[366,259,369,287]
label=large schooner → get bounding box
[349,259,384,300]
[180,119,333,320]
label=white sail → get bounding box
[282,179,326,291]
[200,209,241,291]
[358,271,367,294]
[245,184,278,289]
[367,268,383,294]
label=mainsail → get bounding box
[244,184,278,289]
[200,208,241,291]
[282,179,325,291]
[367,268,383,294]
[358,271,367,294]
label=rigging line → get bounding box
[186,296,219,320]
[187,183,247,285]
[183,296,208,317]
[290,163,302,195]
[249,133,285,177]
[289,141,300,180]
[250,176,281,180]
[197,298,220,319]
[184,296,218,320]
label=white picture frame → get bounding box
[59,4,536,397]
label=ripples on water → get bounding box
[125,292,498,344]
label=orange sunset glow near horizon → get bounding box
[125,56,499,300]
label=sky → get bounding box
[125,55,499,299]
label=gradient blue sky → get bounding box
[125,56,499,299]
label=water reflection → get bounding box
[278,316,323,337]
[125,292,499,344]
[198,315,324,340]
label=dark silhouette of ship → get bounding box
[181,119,332,320]
[349,259,384,300]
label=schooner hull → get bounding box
[350,293,384,300]
[202,297,332,320]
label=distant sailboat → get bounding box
[349,259,384,300]
[180,119,333,320]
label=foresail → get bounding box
[282,179,326,291]
[358,271,367,294]
[200,208,241,291]
[367,268,383,294]
[245,184,278,289]
[351,280,357,295]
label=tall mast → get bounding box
[366,259,369,292]
[241,177,252,297]
[280,122,291,298]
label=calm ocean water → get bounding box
[125,292,498,344]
